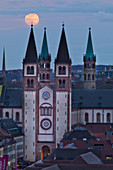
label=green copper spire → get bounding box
[39,28,51,61]
[84,28,96,62]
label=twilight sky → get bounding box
[0,0,113,69]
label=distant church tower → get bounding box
[83,28,96,89]
[54,24,72,145]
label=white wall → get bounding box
[24,91,36,161]
[56,92,68,146]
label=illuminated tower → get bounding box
[54,24,72,146]
[83,28,96,89]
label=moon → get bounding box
[25,13,39,26]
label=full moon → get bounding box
[25,13,39,26]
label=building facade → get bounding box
[22,24,71,161]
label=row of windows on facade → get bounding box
[40,73,50,80]
[84,74,95,81]
[41,107,52,116]
[5,112,20,121]
[85,112,111,123]
[84,63,95,69]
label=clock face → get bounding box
[41,119,52,130]
[43,92,50,100]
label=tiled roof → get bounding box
[55,25,71,64]
[72,89,113,109]
[24,26,38,63]
[0,118,23,136]
[3,88,22,107]
[63,129,96,140]
[39,28,51,61]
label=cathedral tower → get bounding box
[54,24,72,146]
[83,28,96,89]
[39,28,51,88]
[23,25,38,162]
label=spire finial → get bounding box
[31,22,33,28]
[89,27,91,31]
[44,27,46,31]
[62,22,64,27]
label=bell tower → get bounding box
[83,28,96,89]
[23,25,38,162]
[54,24,72,146]
[39,28,51,88]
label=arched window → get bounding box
[43,74,45,80]
[40,74,41,80]
[59,80,62,88]
[27,66,30,74]
[63,66,66,75]
[63,80,65,88]
[31,66,34,74]
[107,113,110,123]
[46,63,50,69]
[47,74,49,80]
[5,112,9,118]
[84,63,86,68]
[31,80,34,88]
[27,79,30,88]
[85,113,89,122]
[16,112,19,122]
[84,74,86,80]
[97,113,101,123]
[59,66,62,75]
[92,63,95,68]
[92,74,94,80]
[88,74,91,80]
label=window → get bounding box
[41,107,52,116]
[92,74,94,80]
[63,80,65,88]
[88,74,91,80]
[85,113,89,122]
[27,79,30,88]
[63,66,66,75]
[107,113,110,123]
[84,63,86,68]
[105,155,112,160]
[92,63,95,68]
[31,79,34,88]
[16,112,19,122]
[84,74,86,80]
[40,74,41,80]
[59,80,62,88]
[47,74,49,80]
[59,66,62,75]
[5,112,9,118]
[31,66,34,74]
[41,108,44,116]
[97,113,101,123]
[43,74,45,80]
[27,66,30,74]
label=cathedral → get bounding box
[1,24,113,162]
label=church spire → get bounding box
[2,48,5,75]
[39,28,51,61]
[84,28,96,62]
[55,24,71,64]
[24,25,38,63]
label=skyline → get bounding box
[0,0,113,69]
